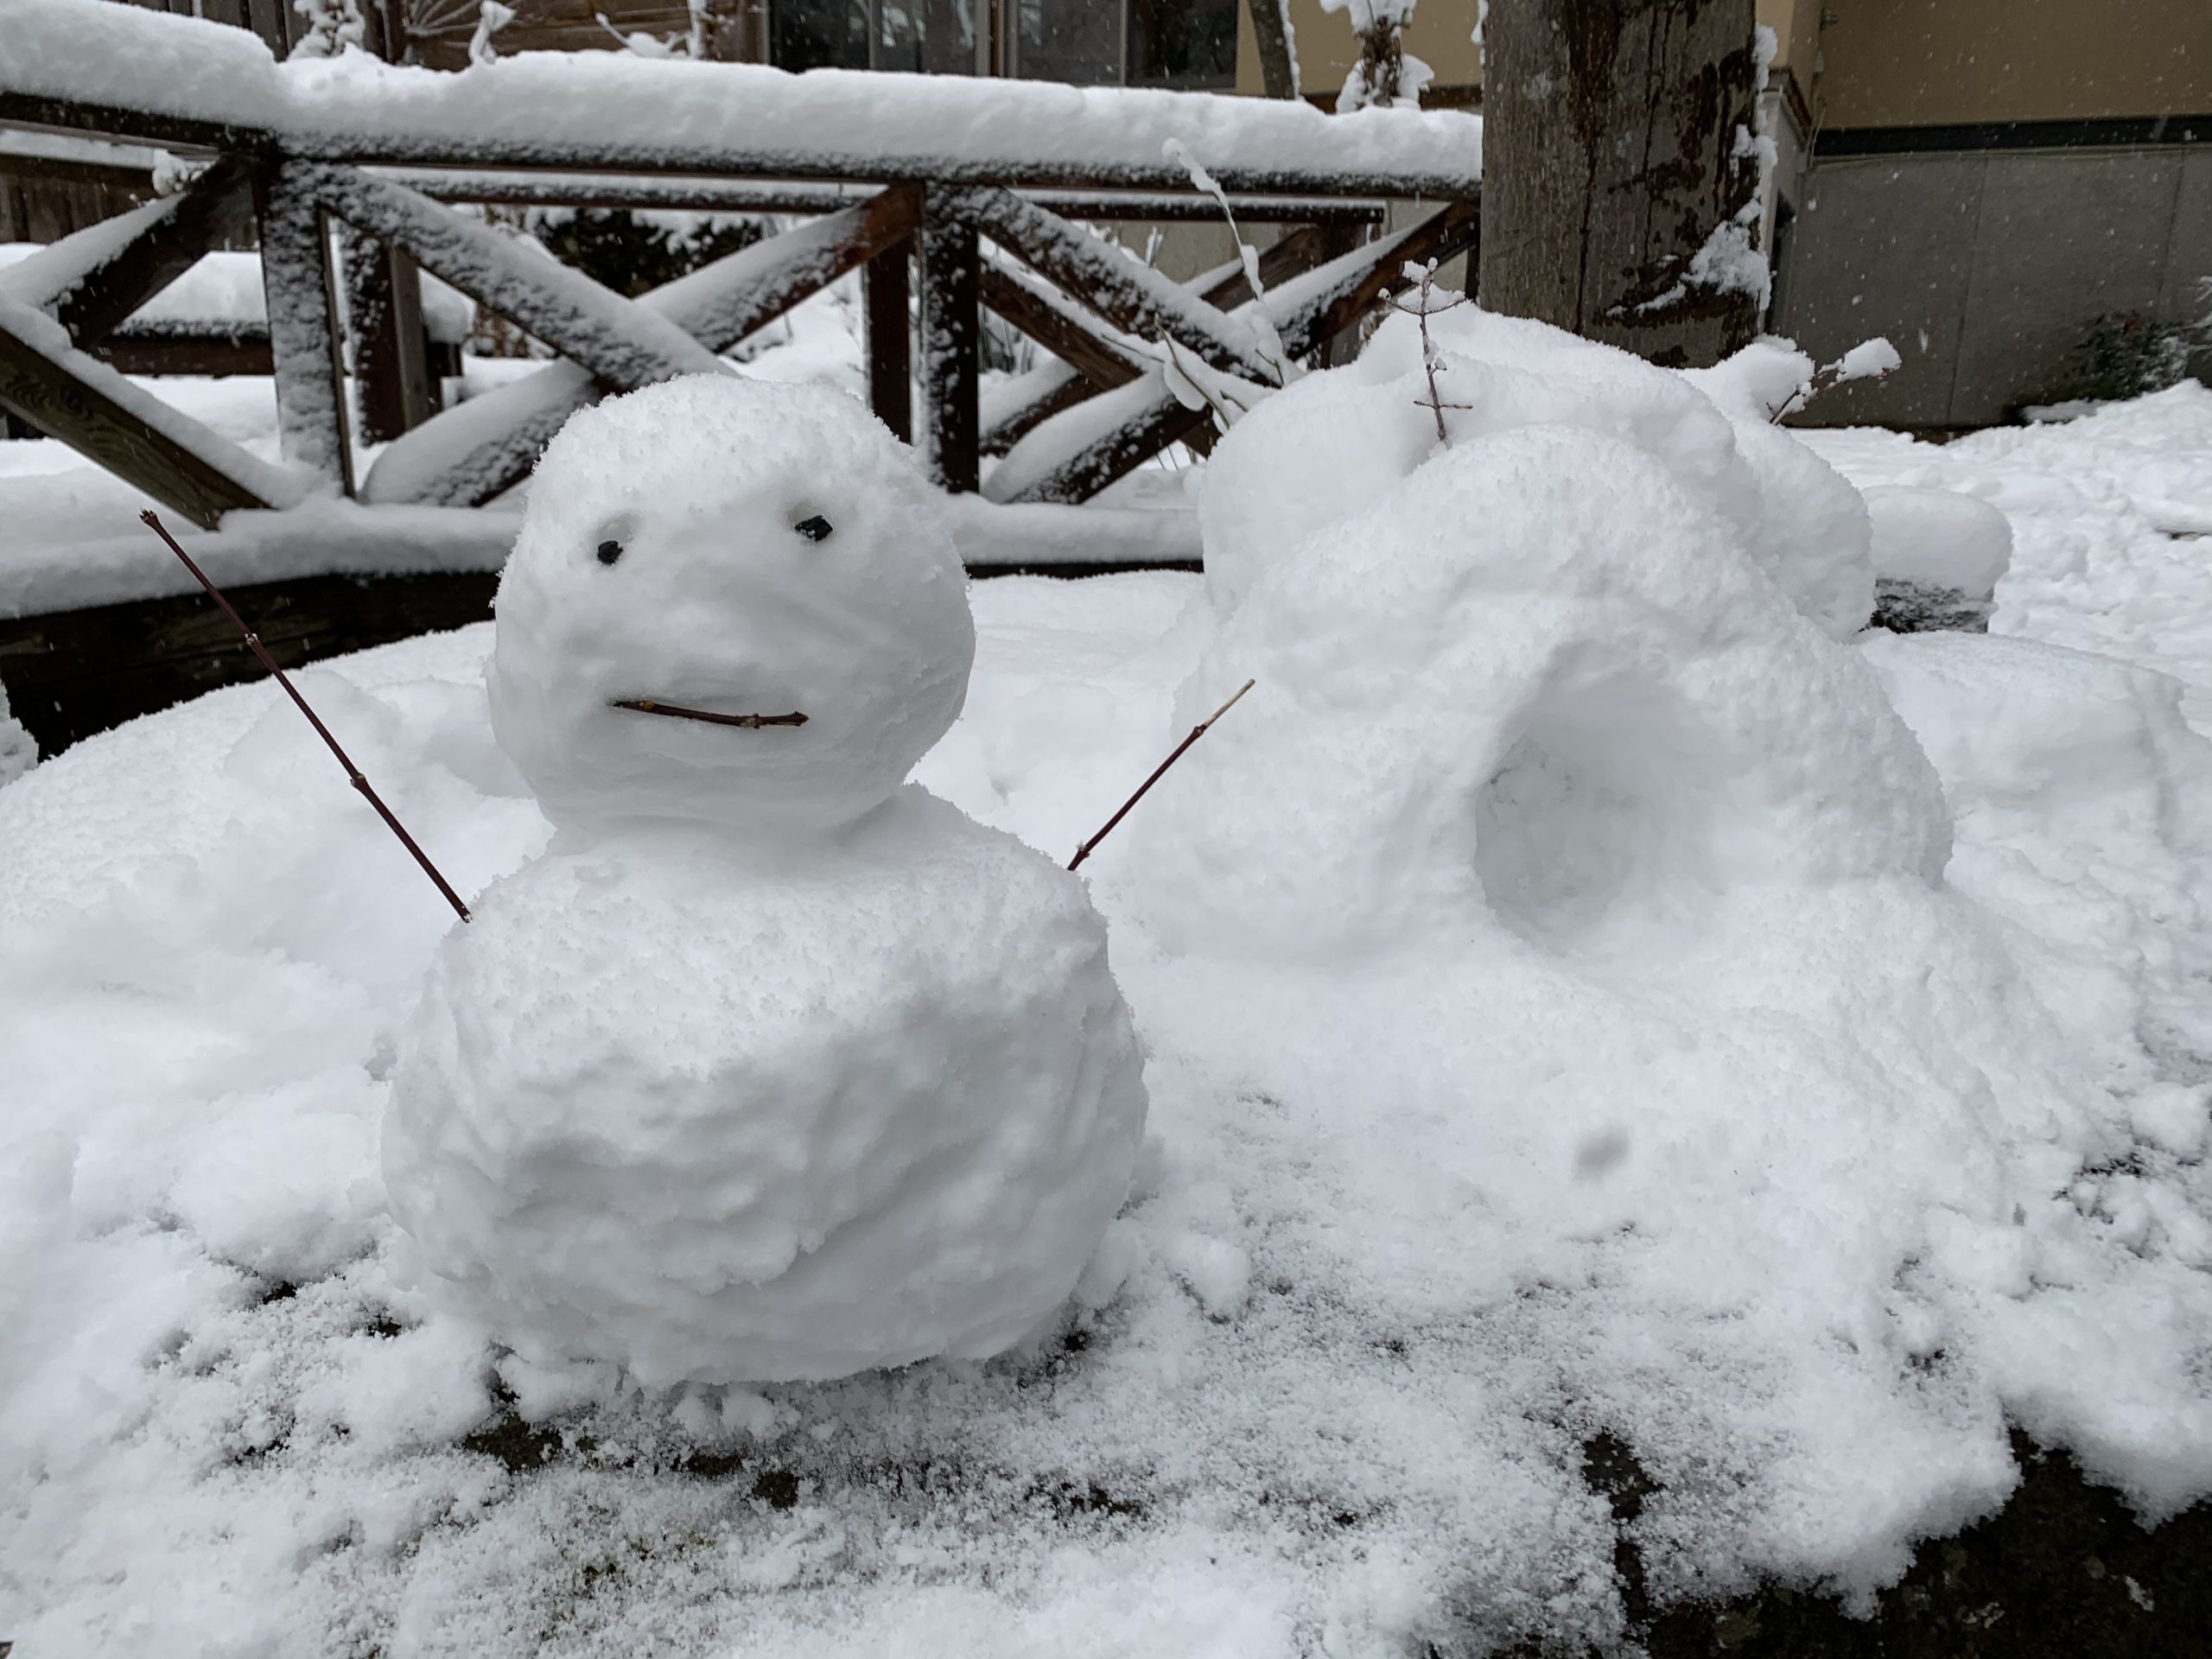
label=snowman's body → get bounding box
[382,377,1147,1386]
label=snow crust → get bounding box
[4,348,2212,1651]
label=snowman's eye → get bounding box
[596,539,624,566]
[794,515,834,543]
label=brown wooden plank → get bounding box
[0,570,500,758]
[0,306,275,528]
[53,156,257,344]
[93,330,273,376]
[345,234,442,445]
[253,160,355,493]
[864,238,912,443]
[979,261,1146,391]
[918,191,980,495]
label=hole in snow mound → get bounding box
[1473,675,1723,950]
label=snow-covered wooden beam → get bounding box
[0,1,1482,197]
[360,188,922,509]
[992,198,1479,505]
[919,192,982,495]
[962,188,1279,384]
[0,295,296,529]
[379,170,1392,226]
[980,254,1151,395]
[301,162,728,393]
[55,157,257,343]
[252,161,354,495]
[976,224,1354,462]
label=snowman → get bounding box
[381,375,1148,1387]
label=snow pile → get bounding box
[388,376,1147,1386]
[1198,308,1874,639]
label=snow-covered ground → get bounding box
[4,304,2212,1653]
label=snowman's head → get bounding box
[490,375,975,836]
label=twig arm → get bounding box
[139,510,472,923]
[1069,679,1254,871]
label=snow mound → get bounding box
[490,375,975,834]
[1863,485,2013,596]
[1134,423,1943,957]
[386,790,1145,1385]
[1198,306,1875,639]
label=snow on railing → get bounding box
[0,0,1480,196]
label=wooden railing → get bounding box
[0,3,1480,544]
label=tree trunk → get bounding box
[1478,0,1764,368]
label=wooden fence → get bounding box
[0,7,1478,539]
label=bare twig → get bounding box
[1391,261,1471,444]
[611,699,809,728]
[139,510,472,923]
[1769,346,1899,424]
[1069,679,1255,872]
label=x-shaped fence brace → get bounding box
[0,124,1478,531]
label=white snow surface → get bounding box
[5,361,2212,1651]
[0,675,34,785]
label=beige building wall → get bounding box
[1815,0,2212,129]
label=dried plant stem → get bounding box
[611,699,809,728]
[1391,263,1471,444]
[1069,679,1255,872]
[139,510,473,923]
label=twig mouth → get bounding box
[611,699,809,729]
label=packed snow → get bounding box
[389,376,1147,1385]
[3,306,2212,1656]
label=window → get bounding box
[770,0,1236,87]
[772,0,982,73]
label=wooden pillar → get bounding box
[864,237,912,444]
[253,160,355,495]
[345,232,442,447]
[918,192,979,493]
[1478,0,1763,369]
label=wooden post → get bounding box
[253,159,356,494]
[345,232,442,446]
[864,238,912,443]
[1478,0,1762,368]
[1245,0,1299,100]
[918,191,979,494]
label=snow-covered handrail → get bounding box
[0,0,1480,198]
